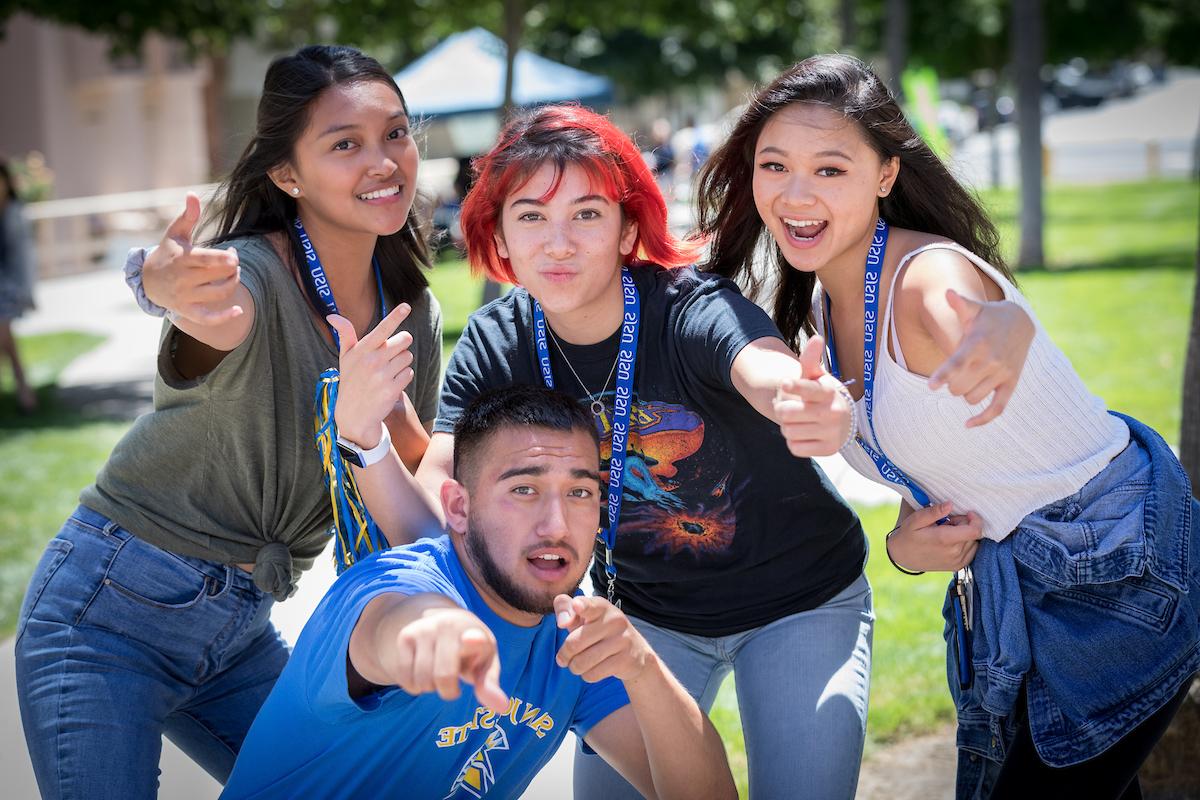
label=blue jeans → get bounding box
[574,572,874,800]
[15,506,290,800]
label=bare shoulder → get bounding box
[890,231,998,305]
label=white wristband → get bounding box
[835,383,858,450]
[336,422,392,468]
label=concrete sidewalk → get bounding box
[5,266,907,799]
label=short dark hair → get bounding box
[452,386,599,485]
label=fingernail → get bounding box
[556,611,571,627]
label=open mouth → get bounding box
[357,185,402,201]
[782,218,828,244]
[526,551,570,579]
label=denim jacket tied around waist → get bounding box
[945,412,1199,776]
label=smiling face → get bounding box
[752,102,898,276]
[271,80,418,238]
[494,162,638,341]
[444,424,602,625]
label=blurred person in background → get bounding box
[0,158,38,414]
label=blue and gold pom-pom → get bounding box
[313,368,390,573]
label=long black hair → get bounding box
[697,54,1008,350]
[208,45,429,306]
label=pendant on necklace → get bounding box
[590,399,605,417]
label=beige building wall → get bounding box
[0,13,209,199]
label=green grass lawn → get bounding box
[0,180,1194,788]
[0,332,126,635]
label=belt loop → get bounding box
[211,564,234,598]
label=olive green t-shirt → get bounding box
[80,235,442,598]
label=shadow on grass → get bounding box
[989,208,1200,226]
[0,378,153,433]
[1015,249,1197,274]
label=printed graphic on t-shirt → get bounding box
[438,696,558,798]
[595,393,740,559]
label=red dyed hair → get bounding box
[461,104,701,284]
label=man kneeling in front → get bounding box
[222,385,736,799]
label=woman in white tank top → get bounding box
[697,54,1200,800]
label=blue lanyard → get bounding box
[824,218,933,508]
[826,230,972,689]
[293,217,387,345]
[531,268,639,606]
[294,216,390,572]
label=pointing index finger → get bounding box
[360,302,412,350]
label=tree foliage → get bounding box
[0,0,256,53]
[3,0,1196,91]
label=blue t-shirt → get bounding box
[222,536,630,799]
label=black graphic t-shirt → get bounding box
[436,265,866,636]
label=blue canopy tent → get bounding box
[394,28,613,119]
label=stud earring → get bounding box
[291,187,300,196]
[879,186,888,196]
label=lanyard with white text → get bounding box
[531,268,640,607]
[293,217,386,345]
[825,218,934,508]
[294,216,390,573]
[824,219,972,687]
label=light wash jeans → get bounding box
[574,572,874,800]
[15,506,291,800]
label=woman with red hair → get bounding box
[364,103,878,799]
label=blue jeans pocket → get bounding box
[1053,574,1177,634]
[15,537,73,644]
[77,531,216,644]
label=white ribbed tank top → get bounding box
[814,242,1129,541]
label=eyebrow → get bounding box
[757,145,855,161]
[509,194,611,209]
[496,465,602,483]
[318,111,408,139]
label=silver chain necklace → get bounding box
[546,327,620,417]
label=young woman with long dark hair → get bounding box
[697,53,1199,799]
[15,45,440,798]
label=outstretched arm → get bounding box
[557,596,736,800]
[347,591,508,712]
[140,194,255,356]
[731,334,854,457]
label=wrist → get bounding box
[339,420,385,450]
[124,246,170,318]
[884,527,925,576]
[619,645,660,691]
[834,382,857,449]
[336,421,391,468]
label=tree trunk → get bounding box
[501,0,524,117]
[481,0,526,308]
[885,0,908,97]
[1180,215,1200,492]
[202,50,229,179]
[1012,0,1044,268]
[840,0,857,52]
[1137,204,1200,799]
